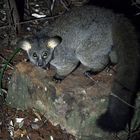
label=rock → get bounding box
[6,62,128,140]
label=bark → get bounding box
[6,62,129,140]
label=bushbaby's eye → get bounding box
[42,52,48,59]
[33,52,37,57]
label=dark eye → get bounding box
[33,52,37,57]
[42,52,48,58]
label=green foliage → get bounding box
[0,48,22,96]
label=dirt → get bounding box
[0,0,140,140]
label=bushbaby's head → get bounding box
[17,36,61,68]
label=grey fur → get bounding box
[18,6,140,132]
[97,16,140,132]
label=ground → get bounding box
[0,0,140,140]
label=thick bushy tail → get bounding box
[97,89,135,132]
[97,16,140,132]
[97,109,130,132]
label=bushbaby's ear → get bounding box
[47,36,62,49]
[17,39,32,52]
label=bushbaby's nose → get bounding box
[38,60,43,67]
[38,63,43,67]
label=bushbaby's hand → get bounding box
[84,70,98,77]
[52,74,65,83]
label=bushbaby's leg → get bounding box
[76,39,111,76]
[104,47,118,73]
[78,54,109,77]
[51,60,80,82]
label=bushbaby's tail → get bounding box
[97,16,140,132]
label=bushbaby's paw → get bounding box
[52,74,65,83]
[84,70,98,77]
[53,76,62,83]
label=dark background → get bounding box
[15,0,140,30]
[89,0,140,30]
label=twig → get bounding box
[0,54,13,69]
[60,0,70,11]
[112,133,122,140]
[1,88,7,94]
[110,92,137,109]
[85,73,108,90]
[131,0,140,15]
[86,71,139,110]
[18,13,63,25]
[0,13,64,30]
[51,0,56,11]
[127,129,140,139]
[26,0,29,10]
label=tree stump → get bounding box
[6,61,128,140]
